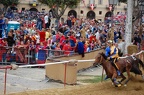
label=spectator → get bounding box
[75,38,85,57]
[44,14,49,29]
[7,29,15,46]
[62,40,71,55]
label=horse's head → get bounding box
[93,52,107,66]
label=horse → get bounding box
[93,52,144,87]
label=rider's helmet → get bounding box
[107,40,113,46]
[107,40,113,43]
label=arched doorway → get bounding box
[10,7,18,10]
[29,8,38,12]
[105,11,112,17]
[68,10,77,18]
[104,11,113,23]
[87,11,95,19]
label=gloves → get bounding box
[107,57,110,60]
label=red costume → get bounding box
[89,35,96,43]
[62,43,71,55]
[39,31,46,42]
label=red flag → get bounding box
[90,4,94,10]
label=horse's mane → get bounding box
[100,52,107,60]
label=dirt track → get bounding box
[9,76,144,95]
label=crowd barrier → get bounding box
[0,46,75,65]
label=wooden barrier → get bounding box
[45,49,104,84]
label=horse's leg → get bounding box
[119,73,126,84]
[124,66,132,86]
[133,66,144,80]
[112,73,121,87]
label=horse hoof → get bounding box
[115,83,121,87]
[117,84,122,87]
[124,84,127,87]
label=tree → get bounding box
[38,0,80,20]
[0,0,19,13]
[124,0,134,54]
[119,0,127,3]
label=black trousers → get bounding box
[45,23,49,28]
[0,30,2,38]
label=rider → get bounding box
[105,40,121,80]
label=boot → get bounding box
[104,75,109,80]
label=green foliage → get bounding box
[119,0,127,3]
[0,0,19,7]
[38,0,80,19]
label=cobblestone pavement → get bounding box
[0,66,104,94]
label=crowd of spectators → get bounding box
[0,9,144,64]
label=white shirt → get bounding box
[35,35,40,44]
[95,32,100,40]
[44,15,48,24]
[118,41,125,53]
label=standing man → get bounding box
[44,13,49,29]
[0,14,4,38]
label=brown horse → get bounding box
[93,52,144,87]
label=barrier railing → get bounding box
[0,46,76,65]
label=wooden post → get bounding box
[64,63,67,87]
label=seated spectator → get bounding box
[86,44,91,52]
[54,43,61,56]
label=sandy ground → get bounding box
[0,65,144,95]
[9,76,144,95]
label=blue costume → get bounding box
[77,41,84,57]
[104,44,121,80]
[105,45,119,59]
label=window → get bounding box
[98,19,102,21]
[80,10,83,14]
[22,8,25,11]
[89,0,95,4]
[81,0,84,4]
[118,1,121,6]
[99,11,102,15]
[98,0,103,5]
[42,9,45,10]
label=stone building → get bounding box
[0,0,127,21]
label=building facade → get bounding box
[1,0,127,21]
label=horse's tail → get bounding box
[138,58,144,70]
